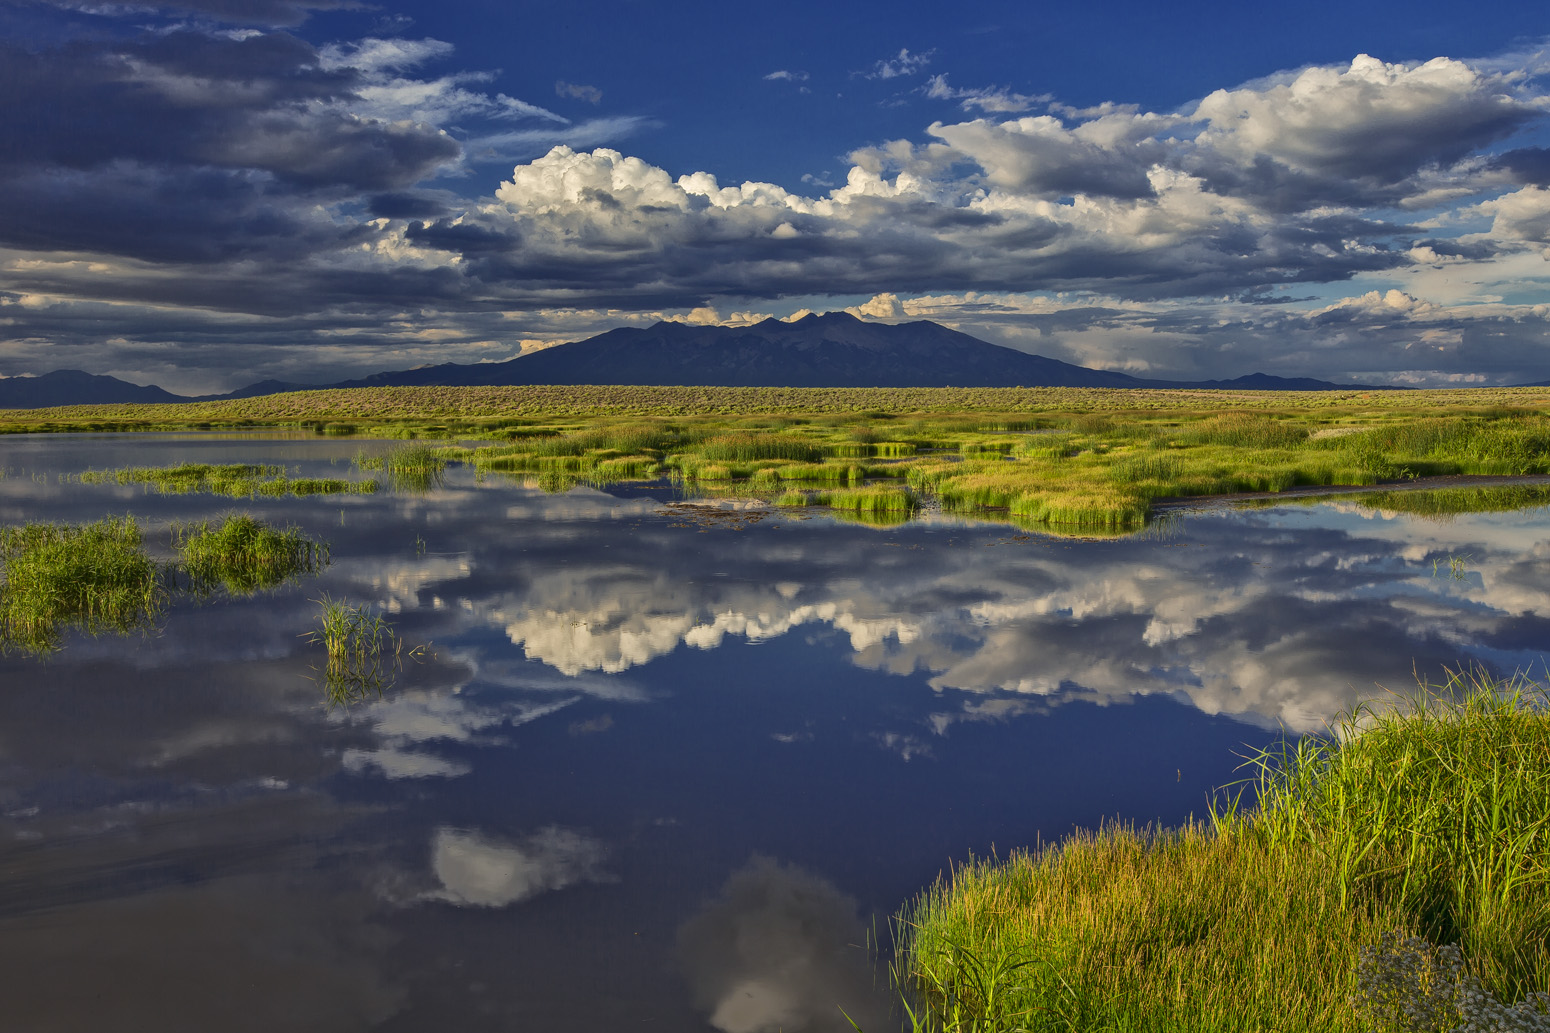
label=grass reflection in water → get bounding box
[0,513,330,656]
[352,443,447,493]
[306,595,410,706]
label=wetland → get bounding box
[1,422,1549,1031]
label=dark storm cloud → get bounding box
[367,191,453,220]
[1491,147,1550,187]
[0,33,456,188]
[2,165,374,263]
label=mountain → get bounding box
[325,312,1153,390]
[3,314,1391,407]
[198,378,314,400]
[317,313,1388,392]
[0,369,185,408]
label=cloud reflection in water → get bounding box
[428,826,612,907]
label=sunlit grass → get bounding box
[459,408,1550,532]
[354,442,448,492]
[817,486,918,515]
[0,516,165,655]
[77,462,377,497]
[173,514,328,595]
[40,389,1550,531]
[886,671,1550,1032]
[306,595,404,705]
[1233,670,1550,1002]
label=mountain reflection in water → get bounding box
[1,434,1547,1031]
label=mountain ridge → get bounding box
[1,313,1398,408]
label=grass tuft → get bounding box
[173,514,328,595]
[0,517,165,655]
[306,595,403,705]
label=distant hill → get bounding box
[3,314,1393,407]
[0,369,184,408]
[199,378,314,400]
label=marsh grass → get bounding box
[696,432,824,463]
[173,514,328,595]
[359,442,449,492]
[817,487,918,515]
[416,406,1550,531]
[0,516,165,654]
[78,462,376,497]
[890,672,1550,1031]
[49,395,1550,531]
[1352,485,1550,521]
[306,595,403,705]
[1234,670,1550,1002]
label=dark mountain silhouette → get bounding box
[317,313,1384,392]
[4,314,1392,407]
[326,313,1149,390]
[192,378,314,401]
[0,369,184,409]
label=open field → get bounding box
[889,672,1550,1032]
[6,384,1550,431]
[10,385,1550,529]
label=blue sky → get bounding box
[2,0,1549,392]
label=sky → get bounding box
[2,0,1549,393]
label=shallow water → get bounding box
[2,433,1548,1032]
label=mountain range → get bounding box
[0,313,1392,408]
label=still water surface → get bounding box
[2,434,1548,1032]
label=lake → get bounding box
[2,433,1547,1033]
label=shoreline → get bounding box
[1150,472,1550,512]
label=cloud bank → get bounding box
[4,2,1550,390]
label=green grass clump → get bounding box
[1176,413,1310,449]
[377,442,448,492]
[0,517,164,654]
[818,487,917,515]
[173,515,328,595]
[1241,672,1550,1002]
[77,462,376,497]
[891,672,1550,1031]
[79,462,283,495]
[306,595,402,705]
[695,432,823,463]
